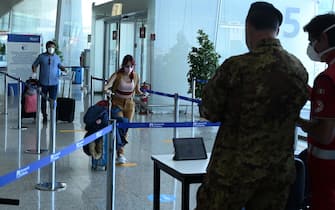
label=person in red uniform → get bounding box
[298,14,335,210]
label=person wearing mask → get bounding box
[298,14,335,210]
[104,54,142,164]
[32,40,66,123]
[195,2,309,209]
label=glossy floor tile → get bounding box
[0,85,308,210]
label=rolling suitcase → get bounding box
[56,72,75,122]
[21,79,38,119]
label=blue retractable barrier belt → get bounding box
[142,89,175,98]
[0,120,220,187]
[142,89,201,104]
[0,125,113,187]
[117,121,220,129]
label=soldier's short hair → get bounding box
[304,13,335,47]
[246,1,283,31]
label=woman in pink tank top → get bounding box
[104,55,142,164]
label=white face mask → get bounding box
[307,42,320,61]
[47,47,55,54]
[307,24,335,62]
[124,66,134,74]
[307,42,335,62]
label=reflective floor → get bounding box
[0,84,308,210]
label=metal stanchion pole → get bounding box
[174,93,179,138]
[90,76,94,106]
[35,99,66,191]
[191,77,196,123]
[294,127,298,152]
[3,73,8,115]
[25,87,47,154]
[18,79,22,130]
[191,78,196,137]
[106,120,116,210]
[14,79,27,130]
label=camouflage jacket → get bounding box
[201,38,309,172]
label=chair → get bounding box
[285,157,306,210]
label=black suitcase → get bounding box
[56,72,75,122]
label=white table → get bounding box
[151,153,210,210]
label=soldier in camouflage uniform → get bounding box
[195,2,309,210]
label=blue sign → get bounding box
[8,34,40,43]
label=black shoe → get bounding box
[43,117,47,123]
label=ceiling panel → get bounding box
[94,0,149,19]
[0,0,23,18]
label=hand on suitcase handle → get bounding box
[32,72,37,79]
[104,89,112,94]
[104,89,115,98]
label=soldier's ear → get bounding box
[275,27,280,36]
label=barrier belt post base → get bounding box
[35,182,66,192]
[10,126,27,130]
[24,149,48,154]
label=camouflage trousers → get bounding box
[195,161,294,210]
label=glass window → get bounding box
[0,13,10,31]
[216,0,335,86]
[11,0,57,42]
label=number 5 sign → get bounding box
[283,7,301,38]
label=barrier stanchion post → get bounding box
[174,93,179,138]
[191,77,196,123]
[3,73,8,115]
[25,87,47,154]
[191,77,196,137]
[107,119,116,210]
[18,79,22,130]
[14,79,27,130]
[35,99,66,191]
[103,80,107,100]
[90,76,93,106]
[294,127,298,152]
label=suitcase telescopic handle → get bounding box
[61,71,75,98]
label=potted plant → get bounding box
[187,29,221,99]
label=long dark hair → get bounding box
[119,54,135,80]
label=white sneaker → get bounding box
[116,155,127,164]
